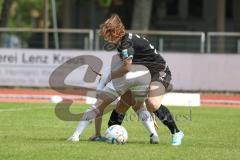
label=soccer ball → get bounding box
[105,125,128,144]
[50,95,63,103]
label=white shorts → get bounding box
[97,64,151,100]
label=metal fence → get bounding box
[0,28,94,50]
[95,30,205,53]
[1,27,240,54]
[207,32,240,53]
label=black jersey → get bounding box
[117,33,167,75]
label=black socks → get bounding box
[154,104,180,134]
[108,105,180,135]
[108,109,125,127]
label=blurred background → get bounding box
[0,0,239,95]
[0,0,240,53]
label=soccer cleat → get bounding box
[89,136,107,142]
[67,135,79,142]
[150,133,159,144]
[172,131,184,146]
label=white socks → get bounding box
[72,120,90,138]
[136,107,158,136]
[72,106,158,140]
[72,105,100,138]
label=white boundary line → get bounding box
[0,94,85,100]
[201,99,240,105]
[0,106,53,113]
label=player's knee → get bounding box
[120,98,135,107]
[82,106,101,121]
[116,104,130,114]
[131,100,145,112]
[120,91,135,106]
[146,98,161,112]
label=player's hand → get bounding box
[104,75,111,87]
[98,75,102,83]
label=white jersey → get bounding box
[96,63,151,100]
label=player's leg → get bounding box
[131,100,159,144]
[130,73,159,144]
[108,90,133,127]
[88,117,106,141]
[146,81,184,146]
[89,65,120,141]
[108,65,159,144]
[89,71,132,141]
[108,91,159,128]
[89,94,131,141]
[146,81,179,133]
[68,83,118,142]
[89,100,128,141]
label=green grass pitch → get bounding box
[0,102,240,160]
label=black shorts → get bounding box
[151,66,172,91]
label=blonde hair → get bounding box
[100,14,126,43]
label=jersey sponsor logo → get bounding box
[128,33,133,39]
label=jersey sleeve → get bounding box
[117,33,134,60]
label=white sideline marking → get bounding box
[201,99,240,105]
[0,94,85,100]
[162,92,200,107]
[86,92,201,107]
[0,107,52,113]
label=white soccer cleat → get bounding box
[172,131,184,146]
[150,133,159,144]
[67,135,79,142]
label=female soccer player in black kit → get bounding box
[91,14,184,146]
